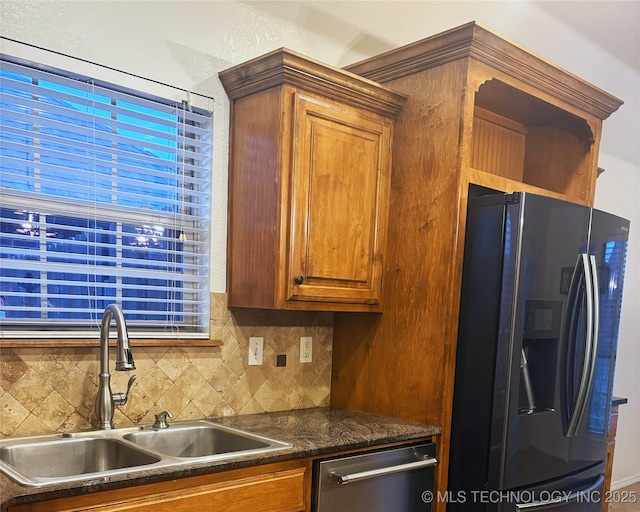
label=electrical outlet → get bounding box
[300,336,312,363]
[248,337,263,365]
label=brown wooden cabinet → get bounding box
[330,22,623,512]
[219,49,406,312]
[5,461,307,512]
[603,400,626,512]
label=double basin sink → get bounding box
[0,420,290,487]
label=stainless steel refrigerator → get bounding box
[448,186,629,511]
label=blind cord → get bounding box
[0,36,215,104]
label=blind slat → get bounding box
[0,146,209,198]
[0,189,211,225]
[1,291,206,303]
[1,61,212,125]
[0,259,209,279]
[1,105,210,159]
[0,55,212,336]
[0,254,209,273]
[0,150,211,192]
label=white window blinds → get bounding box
[0,57,212,338]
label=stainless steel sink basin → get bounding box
[123,422,271,458]
[0,436,160,486]
[0,420,290,487]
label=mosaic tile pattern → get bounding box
[0,293,333,437]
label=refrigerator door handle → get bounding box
[572,255,600,433]
[514,474,605,510]
[562,254,583,432]
[566,254,594,437]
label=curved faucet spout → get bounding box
[95,304,136,430]
[100,304,135,373]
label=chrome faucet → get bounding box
[95,304,137,430]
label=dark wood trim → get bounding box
[0,338,223,348]
[219,48,407,118]
[344,21,622,120]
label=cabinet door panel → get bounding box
[7,468,306,512]
[289,94,391,304]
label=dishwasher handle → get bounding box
[329,455,438,485]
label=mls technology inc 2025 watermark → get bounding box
[420,489,637,505]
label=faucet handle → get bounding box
[153,410,173,429]
[112,374,137,406]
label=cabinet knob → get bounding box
[294,275,304,285]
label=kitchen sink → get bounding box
[123,421,271,458]
[0,436,161,486]
[0,420,290,487]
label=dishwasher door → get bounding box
[313,442,437,512]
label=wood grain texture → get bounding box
[465,167,592,206]
[288,94,392,305]
[471,108,527,180]
[225,87,283,308]
[219,48,406,119]
[331,61,469,511]
[523,126,592,200]
[5,462,306,512]
[334,22,621,512]
[222,49,405,312]
[344,22,622,120]
[603,404,621,512]
[467,73,603,204]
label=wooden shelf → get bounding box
[470,79,598,203]
[465,167,592,206]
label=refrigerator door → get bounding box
[450,188,629,509]
[487,192,595,490]
[567,209,629,465]
[449,192,512,508]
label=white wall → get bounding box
[1,0,638,487]
[594,153,640,488]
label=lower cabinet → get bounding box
[603,403,622,512]
[6,461,307,512]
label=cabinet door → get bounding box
[6,468,306,512]
[288,94,392,306]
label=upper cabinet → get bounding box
[346,22,623,206]
[220,49,406,311]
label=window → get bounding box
[0,56,212,339]
[587,239,628,435]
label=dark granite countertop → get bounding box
[612,396,628,406]
[0,407,440,508]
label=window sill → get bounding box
[0,338,223,348]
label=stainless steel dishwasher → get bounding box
[312,442,438,512]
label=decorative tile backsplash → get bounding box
[0,293,333,437]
